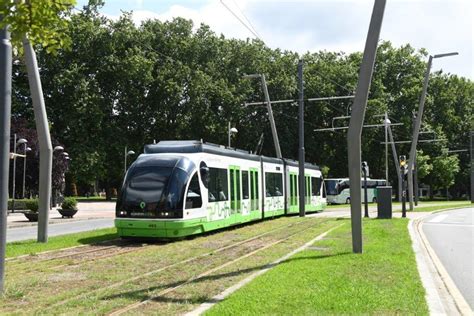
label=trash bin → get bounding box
[377,186,392,219]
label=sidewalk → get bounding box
[7,201,115,228]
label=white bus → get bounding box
[325,178,387,204]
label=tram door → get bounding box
[249,168,259,214]
[229,166,241,222]
[305,175,311,206]
[289,172,298,212]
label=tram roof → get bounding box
[143,140,320,171]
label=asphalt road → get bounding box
[422,207,474,310]
[7,218,115,243]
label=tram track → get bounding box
[39,218,314,312]
[7,240,150,273]
[106,220,321,315]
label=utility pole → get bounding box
[347,0,386,254]
[23,37,53,243]
[0,17,13,293]
[384,112,389,183]
[471,131,473,203]
[387,126,402,201]
[243,74,282,158]
[408,52,458,210]
[298,60,305,217]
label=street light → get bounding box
[53,145,64,152]
[228,122,238,147]
[124,147,135,174]
[22,146,31,199]
[11,136,27,212]
[407,51,459,211]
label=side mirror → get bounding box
[199,162,210,188]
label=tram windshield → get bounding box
[125,166,173,205]
[117,155,196,218]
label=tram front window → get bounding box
[124,166,173,209]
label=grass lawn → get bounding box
[207,218,428,315]
[6,228,118,258]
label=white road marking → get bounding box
[429,214,448,223]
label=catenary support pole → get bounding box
[471,131,473,203]
[408,56,433,211]
[261,75,282,159]
[0,19,13,293]
[298,60,305,217]
[347,0,386,253]
[384,112,389,183]
[388,126,402,201]
[23,37,53,243]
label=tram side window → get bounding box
[208,167,229,202]
[242,171,249,199]
[311,177,322,196]
[185,173,202,209]
[265,172,283,197]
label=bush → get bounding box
[61,197,78,210]
[25,199,39,213]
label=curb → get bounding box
[410,212,472,315]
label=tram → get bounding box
[115,140,326,238]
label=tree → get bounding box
[416,149,433,180]
[430,153,460,194]
[0,0,76,53]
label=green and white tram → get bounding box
[325,177,387,204]
[115,140,326,238]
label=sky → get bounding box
[76,0,473,79]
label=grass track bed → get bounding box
[207,218,429,315]
[2,216,336,315]
[6,227,118,258]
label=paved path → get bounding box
[422,207,474,310]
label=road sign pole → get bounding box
[0,19,13,293]
[347,0,386,253]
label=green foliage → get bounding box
[25,199,39,213]
[416,149,433,180]
[0,0,76,53]
[431,153,460,190]
[61,197,78,210]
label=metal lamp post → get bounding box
[124,147,135,174]
[407,51,459,210]
[51,146,64,207]
[22,146,31,199]
[11,137,27,213]
[228,122,238,147]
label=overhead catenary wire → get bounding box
[220,0,264,43]
[231,0,264,41]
